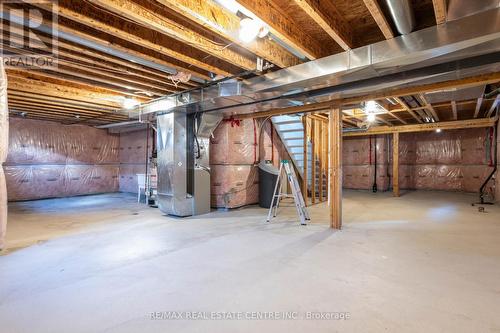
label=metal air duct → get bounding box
[384,0,415,35]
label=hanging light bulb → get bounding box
[239,17,261,43]
[436,128,442,133]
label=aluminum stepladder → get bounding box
[266,160,310,225]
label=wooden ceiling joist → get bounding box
[155,0,300,68]
[473,97,483,118]
[235,0,327,59]
[393,97,423,123]
[432,0,447,25]
[362,0,394,40]
[486,95,500,117]
[293,0,353,50]
[1,23,194,90]
[30,1,222,78]
[418,94,439,121]
[78,0,256,71]
[451,100,458,120]
[7,74,129,108]
[7,91,119,111]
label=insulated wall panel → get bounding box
[6,118,121,201]
[209,119,289,208]
[118,129,151,194]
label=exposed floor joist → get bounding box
[362,0,394,39]
[293,0,353,50]
[154,0,300,68]
[235,0,327,59]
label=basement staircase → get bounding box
[271,115,327,200]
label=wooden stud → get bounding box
[329,107,342,229]
[392,132,400,197]
[302,115,309,206]
[318,120,324,202]
[362,0,394,39]
[311,119,316,204]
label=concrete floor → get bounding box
[1,191,500,333]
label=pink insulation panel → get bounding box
[118,130,151,194]
[210,119,257,165]
[211,165,259,208]
[343,128,495,193]
[6,118,121,201]
[398,128,494,193]
[209,119,289,208]
[0,62,8,249]
[342,135,390,191]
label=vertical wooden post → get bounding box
[318,120,324,202]
[393,132,400,197]
[311,119,316,204]
[329,108,342,229]
[302,115,308,206]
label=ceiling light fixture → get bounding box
[366,113,376,123]
[123,97,139,110]
[239,17,261,43]
[436,128,442,133]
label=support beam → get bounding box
[302,115,309,206]
[362,0,394,39]
[318,120,324,202]
[311,119,316,204]
[329,108,342,229]
[343,117,497,136]
[474,97,483,118]
[432,0,447,25]
[293,0,353,50]
[155,0,300,68]
[451,101,458,120]
[235,0,327,59]
[392,132,400,197]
